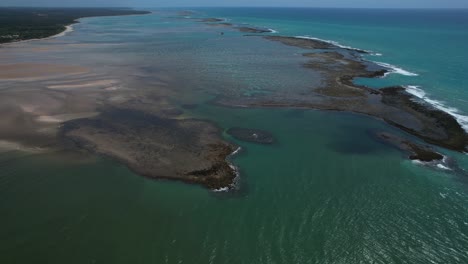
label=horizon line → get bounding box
[1,6,468,10]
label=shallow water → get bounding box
[0,8,467,264]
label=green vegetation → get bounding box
[0,7,150,44]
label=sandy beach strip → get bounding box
[0,24,76,47]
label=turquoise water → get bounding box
[195,8,468,127]
[1,8,468,264]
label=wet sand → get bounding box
[0,21,240,189]
[0,63,88,80]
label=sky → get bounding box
[1,0,468,8]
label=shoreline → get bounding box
[1,24,77,46]
[0,8,151,45]
[1,10,466,192]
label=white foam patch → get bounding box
[268,29,278,33]
[51,25,74,38]
[231,147,242,156]
[375,61,418,76]
[212,147,242,192]
[411,155,454,171]
[411,160,424,165]
[406,85,468,132]
[294,36,416,77]
[213,187,229,192]
[295,35,371,53]
[437,164,451,170]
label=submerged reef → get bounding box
[375,132,444,162]
[214,35,468,153]
[227,127,275,144]
[1,12,467,192]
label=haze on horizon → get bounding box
[1,0,468,9]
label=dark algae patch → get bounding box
[0,7,150,44]
[227,127,275,144]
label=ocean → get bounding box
[0,8,467,264]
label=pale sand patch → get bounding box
[104,86,119,91]
[0,63,89,80]
[20,105,38,114]
[47,79,118,90]
[0,140,45,153]
[37,112,99,123]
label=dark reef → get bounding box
[226,36,468,153]
[236,27,273,34]
[199,18,225,23]
[61,108,238,189]
[376,132,444,162]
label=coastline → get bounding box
[1,9,467,191]
[0,8,151,45]
[1,24,76,46]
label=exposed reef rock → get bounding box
[200,18,273,34]
[236,27,273,34]
[199,18,225,23]
[265,36,369,53]
[214,36,468,153]
[265,36,336,49]
[61,108,238,189]
[380,87,467,152]
[375,132,444,162]
[227,127,275,144]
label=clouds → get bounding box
[1,0,467,8]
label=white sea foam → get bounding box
[231,147,242,156]
[375,61,419,76]
[212,147,242,192]
[268,28,278,33]
[406,85,468,132]
[411,154,454,171]
[52,25,74,38]
[437,164,451,170]
[405,85,426,98]
[213,187,230,192]
[411,160,424,165]
[294,36,419,78]
[295,35,371,53]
